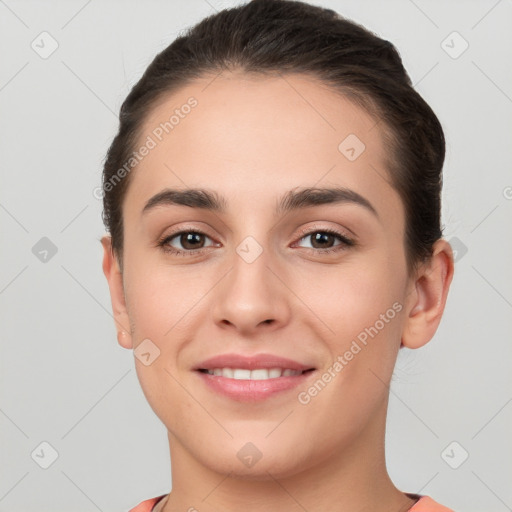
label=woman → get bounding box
[100,0,455,510]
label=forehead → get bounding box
[124,72,402,224]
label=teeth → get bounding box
[222,368,234,378]
[233,369,251,380]
[268,368,282,378]
[203,368,304,379]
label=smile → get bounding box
[198,367,311,379]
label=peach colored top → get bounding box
[128,494,455,511]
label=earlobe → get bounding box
[100,235,133,350]
[401,239,454,349]
[117,330,132,349]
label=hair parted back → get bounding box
[101,0,445,277]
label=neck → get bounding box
[160,399,415,512]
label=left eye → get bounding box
[295,229,354,252]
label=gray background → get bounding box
[1,0,511,510]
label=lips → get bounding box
[193,352,317,402]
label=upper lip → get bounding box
[194,353,316,372]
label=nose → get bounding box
[211,243,292,336]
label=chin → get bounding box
[198,442,310,481]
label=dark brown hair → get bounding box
[101,0,445,276]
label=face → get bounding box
[105,72,423,479]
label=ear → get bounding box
[100,235,133,349]
[401,238,455,349]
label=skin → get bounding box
[101,71,454,512]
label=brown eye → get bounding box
[177,232,206,250]
[158,230,216,255]
[295,228,354,254]
[309,232,337,249]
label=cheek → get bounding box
[296,260,404,395]
[299,258,403,338]
[124,259,206,339]
[294,277,403,446]
[126,266,202,426]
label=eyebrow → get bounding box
[141,186,378,218]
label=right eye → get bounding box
[157,230,217,256]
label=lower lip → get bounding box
[195,370,316,402]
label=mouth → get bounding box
[192,353,317,401]
[194,367,317,402]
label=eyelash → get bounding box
[157,226,355,257]
[294,226,355,254]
